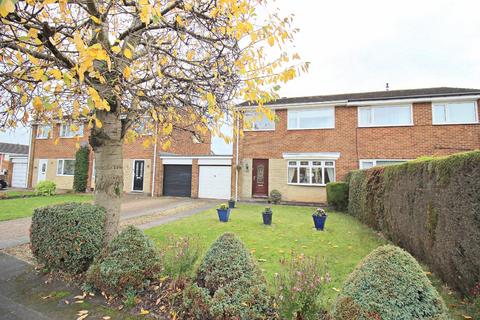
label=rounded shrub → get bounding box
[181,232,275,319]
[35,180,56,196]
[86,226,162,296]
[269,189,282,204]
[326,182,349,211]
[332,245,449,320]
[30,203,105,274]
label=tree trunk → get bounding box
[89,110,124,245]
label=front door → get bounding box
[133,160,145,192]
[252,159,269,198]
[37,159,48,183]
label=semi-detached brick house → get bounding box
[27,122,223,198]
[233,87,480,204]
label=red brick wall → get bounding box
[236,101,480,180]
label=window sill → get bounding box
[243,129,276,132]
[36,137,50,140]
[358,124,413,128]
[432,122,479,126]
[59,136,84,139]
[287,127,335,131]
[287,183,327,187]
[56,174,74,177]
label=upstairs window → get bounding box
[36,125,52,139]
[60,123,84,138]
[57,159,75,176]
[432,101,478,125]
[288,107,335,129]
[359,159,407,169]
[358,105,412,127]
[244,111,275,131]
[287,160,335,186]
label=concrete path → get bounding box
[0,196,217,249]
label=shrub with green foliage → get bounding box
[333,245,449,320]
[73,146,90,192]
[326,182,349,211]
[30,203,105,274]
[269,189,282,204]
[180,232,275,319]
[86,226,162,296]
[347,150,480,294]
[35,180,56,196]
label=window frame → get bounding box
[287,160,335,186]
[36,125,52,139]
[357,104,413,128]
[359,159,409,169]
[243,110,276,132]
[431,101,479,125]
[57,159,75,176]
[287,106,335,130]
[59,123,84,138]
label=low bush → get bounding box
[274,254,328,320]
[73,146,89,192]
[162,236,201,280]
[269,189,282,204]
[86,226,162,296]
[332,245,449,320]
[326,182,349,211]
[30,203,105,274]
[180,232,275,319]
[35,180,56,196]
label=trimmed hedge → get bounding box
[181,232,275,319]
[347,151,480,294]
[326,182,349,211]
[86,226,162,296]
[73,146,90,192]
[30,203,105,274]
[333,245,448,320]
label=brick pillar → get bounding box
[155,159,163,196]
[191,159,199,198]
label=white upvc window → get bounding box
[59,123,84,138]
[243,111,275,131]
[359,159,407,169]
[36,125,52,139]
[288,107,335,129]
[432,101,478,125]
[57,159,75,176]
[358,105,413,127]
[287,160,335,186]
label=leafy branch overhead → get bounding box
[0,0,308,145]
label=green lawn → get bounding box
[145,203,387,307]
[0,190,37,198]
[0,194,93,221]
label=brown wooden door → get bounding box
[252,159,269,197]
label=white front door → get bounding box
[198,166,232,199]
[37,159,48,183]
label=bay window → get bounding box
[432,101,478,124]
[287,160,335,185]
[288,107,335,129]
[358,105,412,127]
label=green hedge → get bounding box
[347,151,480,294]
[333,245,448,319]
[73,146,89,192]
[326,182,349,211]
[30,203,105,274]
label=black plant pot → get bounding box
[262,212,272,225]
[228,200,235,209]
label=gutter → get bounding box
[235,115,240,202]
[151,123,158,197]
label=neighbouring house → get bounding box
[28,121,233,199]
[0,142,30,188]
[233,87,480,203]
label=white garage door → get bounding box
[198,166,231,199]
[11,158,28,188]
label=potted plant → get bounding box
[217,203,230,222]
[262,207,273,225]
[312,208,328,231]
[228,198,235,209]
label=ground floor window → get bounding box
[57,159,75,176]
[287,160,335,186]
[359,159,407,169]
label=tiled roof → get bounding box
[239,87,480,106]
[0,142,29,155]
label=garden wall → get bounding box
[347,151,480,295]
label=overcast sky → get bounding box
[2,0,479,153]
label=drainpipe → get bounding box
[234,114,240,201]
[151,122,158,197]
[26,126,33,189]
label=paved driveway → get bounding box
[0,195,216,249]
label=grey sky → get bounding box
[2,0,479,153]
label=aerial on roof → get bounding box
[0,142,29,155]
[239,87,480,106]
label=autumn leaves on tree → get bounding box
[0,0,308,242]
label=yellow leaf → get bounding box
[123,65,131,79]
[124,48,133,59]
[332,287,340,292]
[139,308,150,315]
[142,139,151,148]
[162,140,171,150]
[0,0,15,17]
[462,316,473,319]
[90,15,101,24]
[54,137,60,145]
[49,69,62,80]
[94,118,102,128]
[32,96,43,110]
[27,28,39,39]
[268,35,275,47]
[111,46,121,54]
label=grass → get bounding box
[0,194,93,221]
[145,203,387,308]
[0,190,37,198]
